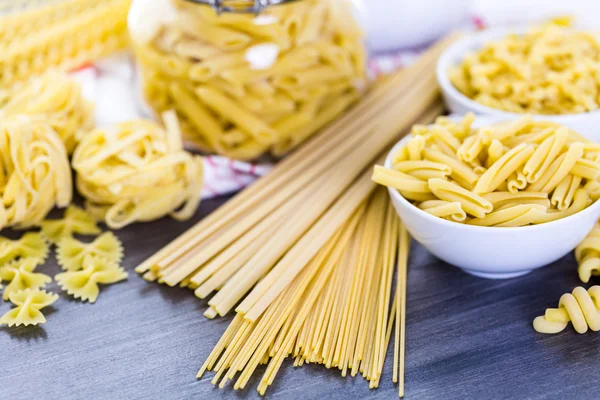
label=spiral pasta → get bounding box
[55,254,127,303]
[449,23,600,115]
[533,286,600,334]
[131,0,366,159]
[576,221,600,283]
[0,0,131,89]
[0,257,51,300]
[0,288,58,327]
[0,70,94,153]
[373,115,598,226]
[0,116,73,230]
[72,111,204,229]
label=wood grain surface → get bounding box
[1,196,599,400]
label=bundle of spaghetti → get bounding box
[0,0,131,89]
[198,188,411,395]
[0,70,94,153]
[0,115,72,230]
[131,0,366,159]
[135,33,458,320]
[71,110,203,229]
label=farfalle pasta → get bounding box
[0,288,58,327]
[57,232,123,271]
[0,257,51,300]
[71,111,204,229]
[0,116,72,229]
[40,206,101,244]
[131,0,366,159]
[56,255,127,303]
[576,222,600,283]
[533,286,600,334]
[449,23,600,115]
[0,70,94,153]
[372,115,599,227]
[0,232,49,265]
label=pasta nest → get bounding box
[0,116,72,230]
[450,23,600,115]
[0,70,95,153]
[71,111,204,229]
[133,0,366,160]
[372,115,600,227]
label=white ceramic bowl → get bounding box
[436,27,600,142]
[385,130,600,280]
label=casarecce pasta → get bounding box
[131,0,366,160]
[449,22,600,115]
[372,115,598,227]
[576,222,600,283]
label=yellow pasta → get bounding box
[0,232,50,265]
[450,23,600,114]
[0,116,72,229]
[576,222,600,283]
[56,232,123,271]
[72,111,204,229]
[55,254,128,303]
[132,0,366,159]
[40,206,101,244]
[533,286,600,334]
[0,0,131,89]
[373,115,597,227]
[0,70,94,153]
[0,257,51,300]
[0,288,58,327]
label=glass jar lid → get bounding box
[182,0,301,14]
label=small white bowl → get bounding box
[385,133,600,280]
[436,27,600,142]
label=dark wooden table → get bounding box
[2,195,599,400]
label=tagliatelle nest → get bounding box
[0,70,95,153]
[71,111,204,229]
[0,116,73,230]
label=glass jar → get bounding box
[129,0,367,160]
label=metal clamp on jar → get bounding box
[129,0,367,160]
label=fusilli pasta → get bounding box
[533,286,600,334]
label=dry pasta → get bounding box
[0,116,72,229]
[40,206,101,244]
[0,232,49,265]
[55,254,127,303]
[450,23,600,115]
[133,33,458,393]
[0,0,131,89]
[71,111,204,229]
[56,232,123,271]
[373,115,598,227]
[131,0,366,159]
[198,189,411,395]
[0,288,58,327]
[0,70,94,153]
[576,221,600,283]
[0,257,51,300]
[533,286,600,334]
